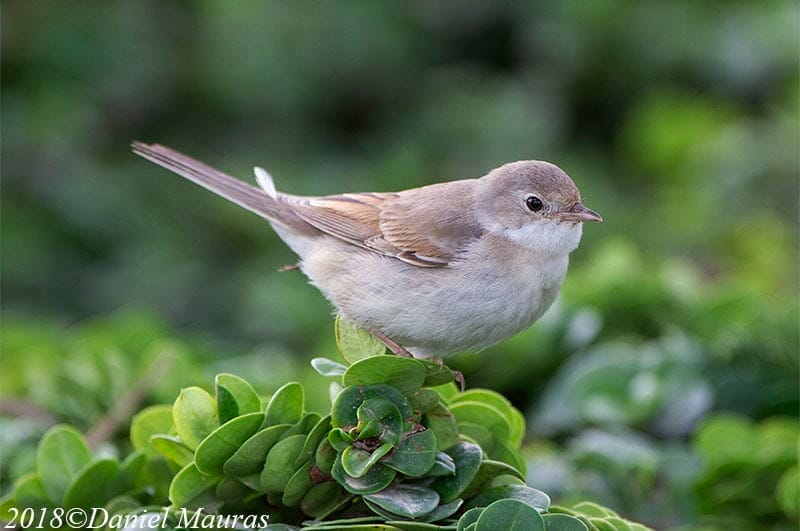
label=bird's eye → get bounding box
[525,195,544,212]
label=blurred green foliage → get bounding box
[1,1,798,529]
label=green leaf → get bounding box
[63,458,120,509]
[37,425,92,505]
[223,423,290,477]
[421,498,464,522]
[462,459,525,499]
[173,387,219,451]
[431,442,482,503]
[344,356,427,395]
[169,462,220,509]
[215,373,262,424]
[364,485,440,519]
[109,451,146,497]
[777,465,800,518]
[383,429,437,477]
[332,456,396,494]
[449,389,525,447]
[332,384,413,429]
[195,412,265,475]
[490,442,527,476]
[335,315,387,362]
[264,382,304,427]
[301,481,352,519]
[11,473,52,509]
[467,485,550,513]
[328,428,355,453]
[428,451,457,477]
[450,401,512,447]
[458,422,495,454]
[357,398,404,446]
[260,434,307,494]
[215,476,253,503]
[342,443,393,478]
[457,508,484,531]
[311,357,348,377]
[407,389,442,414]
[149,435,194,468]
[315,439,338,476]
[423,403,459,451]
[283,411,322,439]
[542,514,590,531]
[282,460,314,507]
[297,414,332,467]
[418,360,456,387]
[130,405,174,459]
[475,499,544,531]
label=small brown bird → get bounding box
[132,142,601,358]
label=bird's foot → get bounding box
[278,262,301,272]
[453,370,465,392]
[368,329,414,358]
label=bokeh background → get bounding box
[2,1,798,528]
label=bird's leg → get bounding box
[368,329,415,358]
[278,262,301,272]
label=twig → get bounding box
[85,346,175,449]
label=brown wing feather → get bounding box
[287,181,482,267]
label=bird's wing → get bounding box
[286,181,483,267]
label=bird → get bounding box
[132,142,602,359]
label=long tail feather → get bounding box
[131,141,276,220]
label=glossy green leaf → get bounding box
[457,507,483,531]
[458,422,495,453]
[315,439,338,476]
[297,414,332,467]
[476,499,544,531]
[264,382,304,427]
[37,425,92,505]
[332,456,396,494]
[344,356,427,395]
[149,435,194,468]
[463,459,525,498]
[423,403,459,451]
[421,498,463,523]
[342,443,393,478]
[223,423,290,477]
[407,389,441,414]
[11,473,52,509]
[215,373,262,423]
[428,451,457,477]
[173,387,219,451]
[109,451,146,497]
[335,314,387,363]
[169,462,220,509]
[215,476,252,503]
[130,404,174,459]
[364,484,440,519]
[418,360,456,387]
[543,514,590,531]
[282,459,315,507]
[777,465,800,518]
[332,384,413,428]
[467,485,550,513]
[283,411,322,439]
[63,458,120,509]
[431,442,482,503]
[490,442,527,476]
[449,389,525,447]
[260,434,307,494]
[301,481,352,519]
[383,429,437,477]
[195,412,264,475]
[311,357,348,377]
[328,428,354,453]
[357,398,403,446]
[449,401,511,447]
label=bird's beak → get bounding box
[558,203,603,222]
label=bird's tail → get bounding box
[131,142,317,236]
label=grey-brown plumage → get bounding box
[132,142,601,357]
